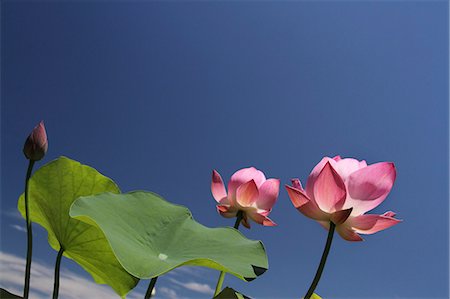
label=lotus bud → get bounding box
[23,121,48,161]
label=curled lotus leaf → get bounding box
[18,157,138,298]
[70,191,269,281]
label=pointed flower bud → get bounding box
[23,121,48,161]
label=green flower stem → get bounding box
[52,247,64,299]
[213,210,244,296]
[304,221,336,299]
[232,210,243,232]
[144,277,158,299]
[23,159,35,299]
[213,272,226,297]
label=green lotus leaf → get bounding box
[69,191,269,281]
[214,287,251,299]
[17,157,138,298]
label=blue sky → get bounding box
[1,1,448,299]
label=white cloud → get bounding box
[0,251,212,299]
[3,209,23,220]
[10,224,26,233]
[181,282,214,294]
[158,287,179,299]
[169,277,214,295]
[0,251,145,299]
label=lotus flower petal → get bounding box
[313,162,346,213]
[291,178,303,190]
[336,224,363,242]
[306,157,336,199]
[330,208,353,225]
[257,179,280,211]
[285,185,329,221]
[383,211,396,217]
[236,180,259,208]
[212,170,228,204]
[349,213,401,234]
[241,214,251,229]
[333,158,367,181]
[217,205,237,218]
[346,162,396,215]
[228,167,266,200]
[248,212,277,227]
[285,185,310,208]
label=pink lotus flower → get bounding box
[23,121,48,161]
[286,156,401,241]
[211,167,280,228]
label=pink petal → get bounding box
[228,167,266,200]
[383,211,396,217]
[285,185,309,208]
[236,180,259,208]
[330,208,353,225]
[258,210,270,217]
[248,212,277,226]
[313,162,347,213]
[211,170,228,204]
[336,224,363,241]
[346,162,396,215]
[319,220,363,242]
[216,205,237,218]
[333,158,367,181]
[291,178,303,190]
[257,179,280,210]
[285,185,329,221]
[241,214,251,229]
[306,157,336,198]
[263,217,277,226]
[298,202,330,221]
[34,121,48,148]
[349,213,401,234]
[306,157,367,198]
[300,202,331,221]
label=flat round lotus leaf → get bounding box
[17,157,138,298]
[70,191,269,281]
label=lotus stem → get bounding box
[23,160,35,299]
[304,221,336,299]
[213,272,226,297]
[52,247,64,299]
[213,211,244,297]
[233,211,243,230]
[144,277,158,299]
